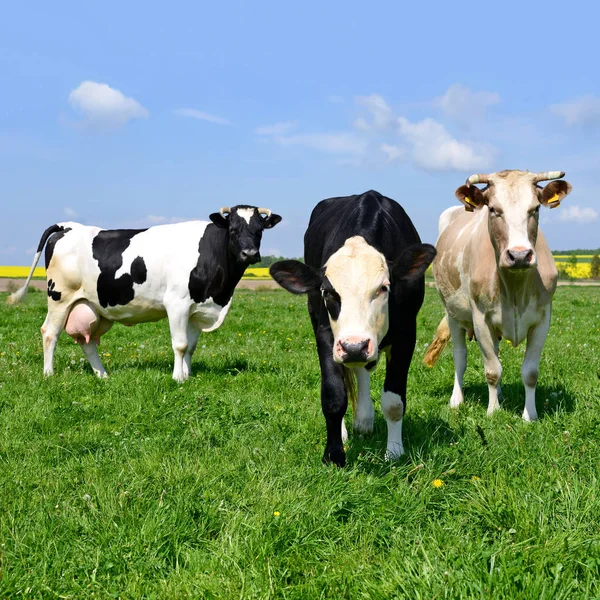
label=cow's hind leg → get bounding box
[353,366,374,435]
[80,342,108,378]
[167,305,191,382]
[183,322,201,379]
[521,308,551,422]
[41,304,71,376]
[448,315,467,408]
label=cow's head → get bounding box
[210,205,282,265]
[455,170,572,271]
[270,236,435,365]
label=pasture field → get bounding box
[0,287,599,598]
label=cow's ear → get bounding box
[270,260,321,294]
[538,180,572,209]
[210,213,229,228]
[455,184,487,212]
[262,213,282,229]
[391,243,436,283]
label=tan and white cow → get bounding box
[424,170,572,420]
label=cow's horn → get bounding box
[219,207,231,216]
[467,174,490,185]
[257,207,271,217]
[532,171,565,183]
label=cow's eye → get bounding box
[379,285,389,295]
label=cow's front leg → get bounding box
[316,329,348,467]
[521,308,551,422]
[353,366,374,435]
[382,334,414,460]
[473,311,502,415]
[167,306,191,382]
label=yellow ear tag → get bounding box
[464,196,477,211]
[547,193,561,208]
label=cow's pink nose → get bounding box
[336,337,373,363]
[506,247,534,269]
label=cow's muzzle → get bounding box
[334,336,376,365]
[240,249,260,264]
[503,247,536,271]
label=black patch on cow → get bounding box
[321,277,341,320]
[188,223,246,307]
[44,226,72,269]
[130,256,148,285]
[92,229,148,308]
[47,279,61,301]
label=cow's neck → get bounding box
[188,225,248,307]
[496,267,540,344]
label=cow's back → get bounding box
[305,190,422,268]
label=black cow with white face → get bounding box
[270,190,435,467]
[9,205,281,381]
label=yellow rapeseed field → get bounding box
[1,260,596,280]
[0,266,273,280]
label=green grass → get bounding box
[1,287,599,598]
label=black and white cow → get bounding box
[9,206,281,381]
[270,190,435,467]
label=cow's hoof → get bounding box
[522,410,538,422]
[385,444,405,461]
[353,413,374,435]
[323,446,346,468]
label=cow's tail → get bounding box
[423,315,451,367]
[343,366,357,413]
[6,224,62,305]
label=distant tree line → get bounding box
[254,255,304,268]
[552,248,600,255]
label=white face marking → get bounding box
[236,208,256,225]
[486,174,540,268]
[324,236,390,364]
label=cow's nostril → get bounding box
[340,339,370,361]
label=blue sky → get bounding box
[2,0,598,265]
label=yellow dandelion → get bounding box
[432,479,444,488]
[273,511,280,517]
[104,353,111,357]
[471,476,481,482]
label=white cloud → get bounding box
[273,132,368,155]
[356,94,395,130]
[398,117,494,171]
[254,121,297,136]
[64,206,77,218]
[255,90,497,171]
[174,108,232,126]
[262,247,282,257]
[380,143,404,162]
[436,84,500,126]
[128,215,189,228]
[558,205,599,223]
[68,81,148,125]
[550,95,600,126]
